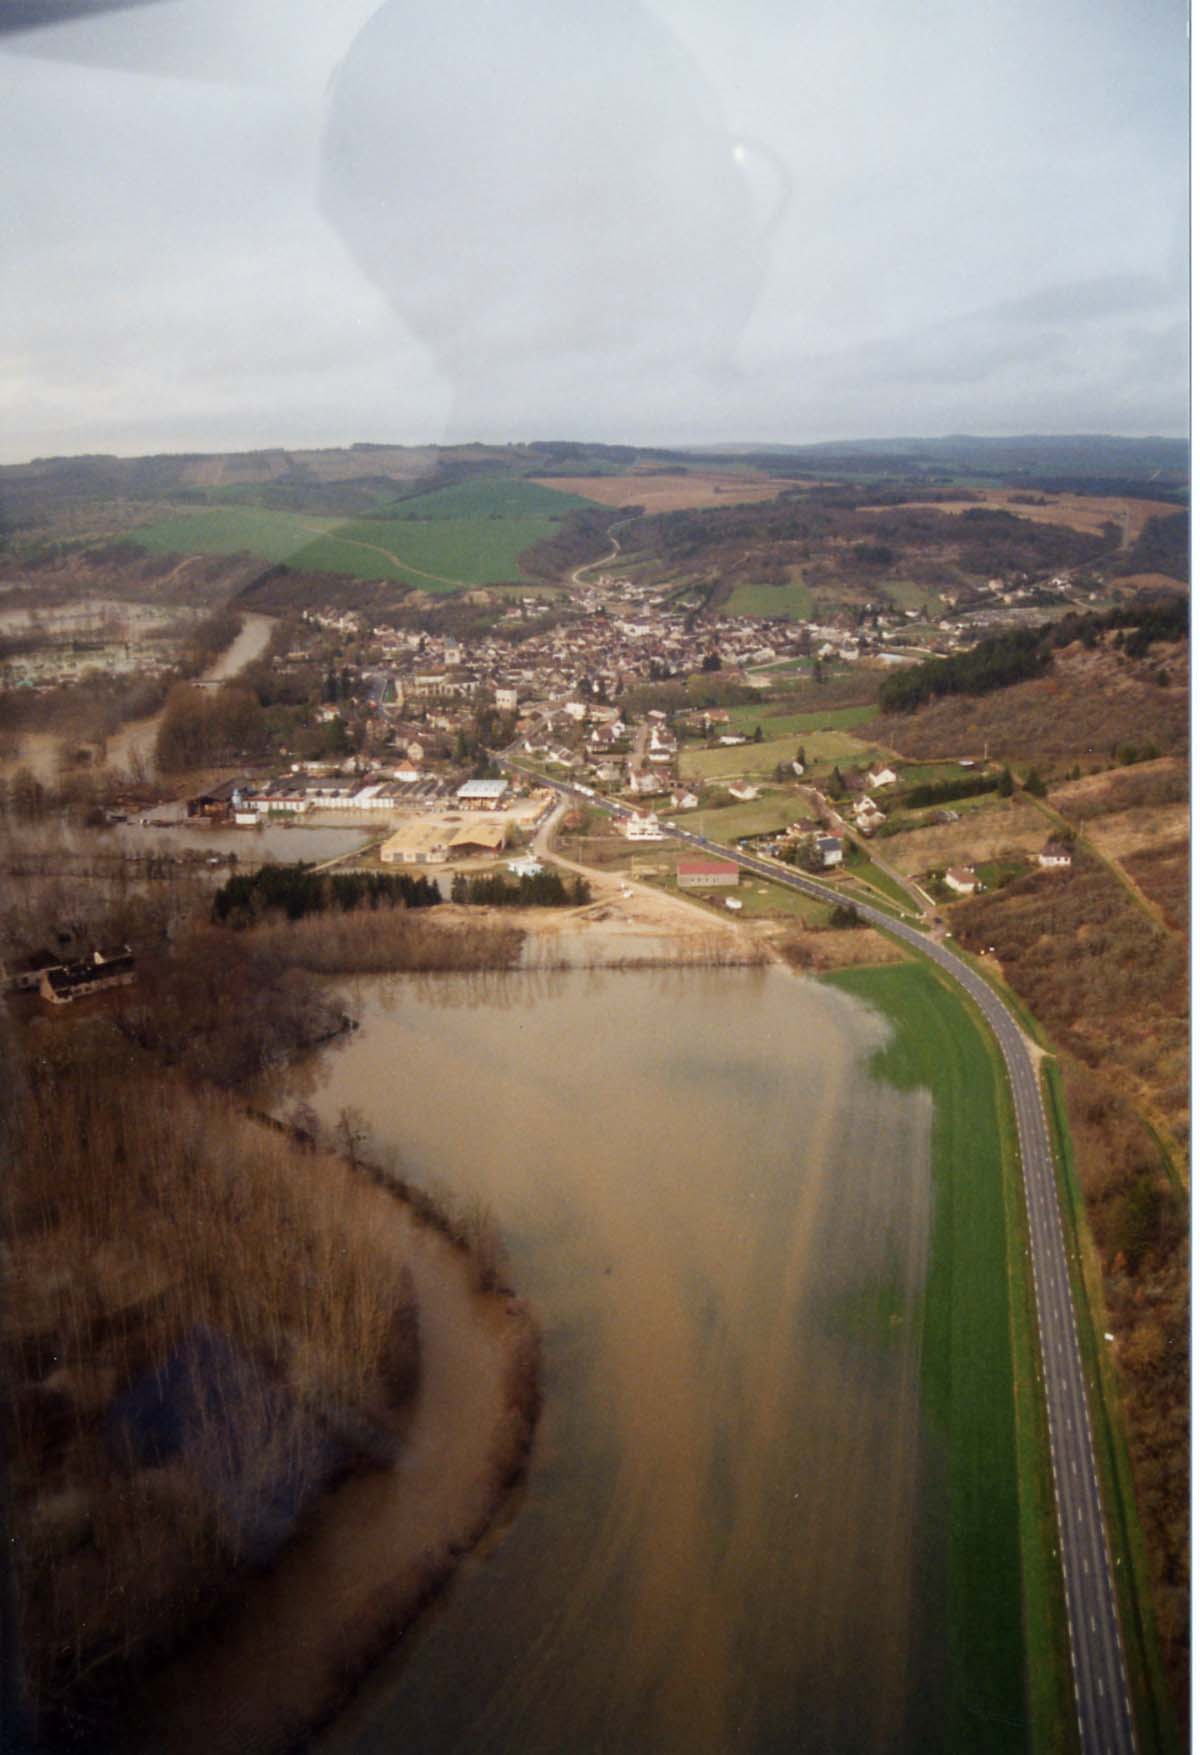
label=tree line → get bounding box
[212,863,441,925]
[449,870,590,908]
[879,626,1053,713]
[880,595,1188,714]
[894,772,1000,810]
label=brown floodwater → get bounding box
[284,964,942,1754]
[104,611,275,774]
[4,612,277,781]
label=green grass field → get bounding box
[682,729,866,782]
[665,794,800,843]
[721,702,880,737]
[887,761,985,789]
[125,479,591,590]
[379,478,589,520]
[828,960,1062,1752]
[882,577,938,613]
[725,579,815,620]
[131,506,340,566]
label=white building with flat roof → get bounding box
[455,778,511,809]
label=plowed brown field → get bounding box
[532,471,797,513]
[859,492,1173,542]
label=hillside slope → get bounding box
[875,639,1188,764]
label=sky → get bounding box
[0,0,1189,463]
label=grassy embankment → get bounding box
[127,480,592,591]
[827,960,1073,1754]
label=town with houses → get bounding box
[164,568,1077,905]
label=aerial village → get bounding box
[175,560,1087,884]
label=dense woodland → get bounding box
[880,599,1188,717]
[1,1005,421,1746]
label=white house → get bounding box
[867,766,897,789]
[945,866,978,895]
[624,813,667,841]
[1038,840,1073,869]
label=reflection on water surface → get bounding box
[295,965,941,1754]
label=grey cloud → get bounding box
[0,0,1188,461]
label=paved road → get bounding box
[507,761,1137,1753]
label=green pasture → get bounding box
[721,702,880,737]
[125,478,589,589]
[131,507,340,567]
[828,960,1063,1751]
[726,578,815,620]
[665,793,799,843]
[378,477,591,520]
[883,577,938,613]
[887,761,986,789]
[682,728,866,782]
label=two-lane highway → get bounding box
[508,761,1137,1752]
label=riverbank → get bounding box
[122,1135,539,1755]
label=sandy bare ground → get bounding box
[128,1170,536,1755]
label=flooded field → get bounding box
[276,964,949,1754]
[3,611,275,780]
[105,611,274,773]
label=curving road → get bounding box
[507,759,1137,1753]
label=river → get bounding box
[271,962,947,1754]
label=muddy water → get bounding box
[4,612,276,781]
[279,964,942,1755]
[105,611,275,774]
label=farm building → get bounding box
[40,947,136,1005]
[1038,840,1073,869]
[448,821,508,856]
[677,858,740,890]
[456,778,511,810]
[380,821,449,865]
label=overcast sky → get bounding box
[1,0,1189,462]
